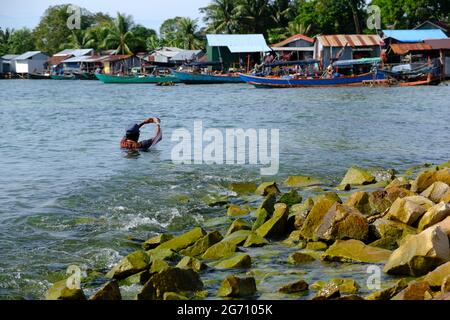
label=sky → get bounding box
[0,0,211,32]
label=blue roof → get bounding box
[206,34,271,53]
[382,29,447,42]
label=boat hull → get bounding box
[173,71,244,84]
[28,73,50,80]
[95,73,179,84]
[51,75,77,80]
[239,72,385,88]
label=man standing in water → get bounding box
[120,117,162,151]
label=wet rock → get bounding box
[121,270,151,285]
[45,279,87,300]
[106,251,150,280]
[322,239,392,264]
[279,280,309,293]
[292,198,314,229]
[288,252,315,264]
[387,196,433,226]
[255,181,280,196]
[252,194,276,231]
[392,281,433,300]
[385,187,416,203]
[279,190,302,207]
[243,233,269,248]
[147,248,179,262]
[229,182,257,195]
[418,202,450,231]
[142,234,174,251]
[306,241,328,251]
[442,276,450,293]
[214,253,252,269]
[315,203,369,242]
[282,230,304,247]
[423,261,450,288]
[384,226,450,276]
[370,168,396,183]
[300,193,341,240]
[340,166,375,186]
[421,181,450,203]
[386,177,411,189]
[203,194,229,207]
[222,230,253,246]
[256,203,289,239]
[176,256,206,272]
[150,259,170,274]
[90,281,121,300]
[346,191,371,215]
[369,219,417,250]
[226,219,251,236]
[227,205,250,217]
[217,276,256,298]
[155,227,206,252]
[312,279,360,294]
[201,241,237,260]
[179,231,223,257]
[312,282,340,300]
[137,268,203,300]
[163,292,188,300]
[365,279,409,300]
[284,176,321,188]
[412,168,450,193]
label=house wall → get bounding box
[315,43,381,65]
[3,60,16,73]
[445,55,450,78]
[0,59,3,73]
[285,39,314,48]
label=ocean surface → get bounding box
[0,79,449,299]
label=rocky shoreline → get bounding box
[45,161,450,300]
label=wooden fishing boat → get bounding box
[50,74,77,80]
[173,70,244,84]
[95,73,179,84]
[28,72,51,80]
[73,71,97,80]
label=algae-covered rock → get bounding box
[121,270,151,286]
[137,268,203,300]
[243,233,269,248]
[284,176,321,188]
[365,279,409,300]
[312,279,360,295]
[368,190,393,215]
[252,194,276,231]
[315,203,369,242]
[412,168,450,193]
[279,190,302,206]
[150,259,170,274]
[306,241,328,251]
[340,167,376,186]
[214,253,252,269]
[423,261,450,288]
[222,229,253,246]
[226,219,251,236]
[147,248,179,262]
[256,203,289,239]
[46,279,87,300]
[392,281,433,300]
[387,197,430,226]
[202,193,229,207]
[155,227,206,252]
[300,193,341,240]
[163,292,189,300]
[287,252,315,264]
[346,191,371,215]
[369,218,417,250]
[217,276,256,298]
[142,234,174,251]
[227,205,250,217]
[384,226,450,276]
[418,202,450,231]
[282,230,304,247]
[313,282,340,300]
[279,280,309,293]
[179,231,223,257]
[229,182,257,194]
[176,256,206,272]
[421,182,450,203]
[201,241,237,260]
[386,177,411,189]
[255,181,280,196]
[106,251,150,280]
[90,281,121,300]
[292,198,314,230]
[322,239,392,264]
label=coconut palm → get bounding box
[103,13,136,54]
[236,0,272,34]
[287,20,312,36]
[200,0,242,33]
[176,18,203,50]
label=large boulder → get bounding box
[421,182,450,203]
[369,219,417,250]
[284,176,321,188]
[179,231,223,257]
[149,259,170,274]
[322,239,392,264]
[315,203,369,242]
[90,281,121,300]
[142,234,174,251]
[106,251,150,280]
[176,256,206,272]
[214,253,252,269]
[412,168,450,193]
[279,190,302,207]
[292,198,314,229]
[418,202,450,231]
[279,280,309,293]
[392,281,433,300]
[243,233,269,248]
[252,194,276,231]
[365,279,409,300]
[423,261,450,288]
[369,190,393,215]
[217,276,256,298]
[45,279,87,300]
[229,182,257,195]
[340,167,375,186]
[384,226,450,276]
[255,203,289,239]
[386,177,411,190]
[155,227,206,252]
[222,230,253,246]
[255,181,280,196]
[299,193,341,240]
[345,191,371,216]
[201,241,237,260]
[227,205,250,217]
[385,187,416,203]
[288,252,315,264]
[433,216,450,236]
[386,196,433,226]
[226,219,251,236]
[137,268,203,300]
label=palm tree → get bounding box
[0,28,13,55]
[146,34,161,51]
[287,20,311,36]
[66,30,96,49]
[176,18,203,50]
[236,0,272,34]
[200,0,242,33]
[103,13,136,54]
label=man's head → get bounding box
[126,123,140,142]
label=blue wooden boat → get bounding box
[173,70,244,84]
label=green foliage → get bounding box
[159,17,204,49]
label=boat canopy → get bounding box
[264,59,320,67]
[332,57,381,67]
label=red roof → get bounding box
[390,43,433,55]
[317,34,382,47]
[272,34,314,47]
[424,39,450,50]
[47,54,71,65]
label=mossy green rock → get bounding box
[423,261,450,288]
[90,281,121,300]
[288,252,315,264]
[121,270,151,286]
[368,190,393,215]
[106,251,150,280]
[201,241,237,260]
[306,241,328,251]
[155,227,206,252]
[214,253,252,269]
[386,177,411,189]
[384,226,450,276]
[279,190,303,206]
[142,234,174,251]
[176,256,206,272]
[284,176,322,188]
[226,219,251,236]
[202,194,229,207]
[222,229,253,246]
[163,292,189,300]
[46,279,87,300]
[179,231,223,257]
[279,280,309,293]
[340,166,376,186]
[256,203,289,239]
[218,276,256,297]
[229,182,257,194]
[412,168,450,193]
[365,279,409,300]
[282,230,304,247]
[150,259,170,274]
[346,191,371,215]
[313,282,340,300]
[322,239,392,264]
[227,205,250,217]
[137,267,203,300]
[255,181,280,196]
[147,248,179,262]
[243,233,269,248]
[369,218,417,250]
[311,278,360,294]
[291,198,315,229]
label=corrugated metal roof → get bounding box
[1,54,19,60]
[62,55,105,63]
[272,34,314,47]
[317,34,382,47]
[54,49,94,57]
[390,43,433,55]
[14,51,45,60]
[424,39,450,50]
[171,50,202,61]
[206,34,271,53]
[382,29,447,42]
[102,55,133,62]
